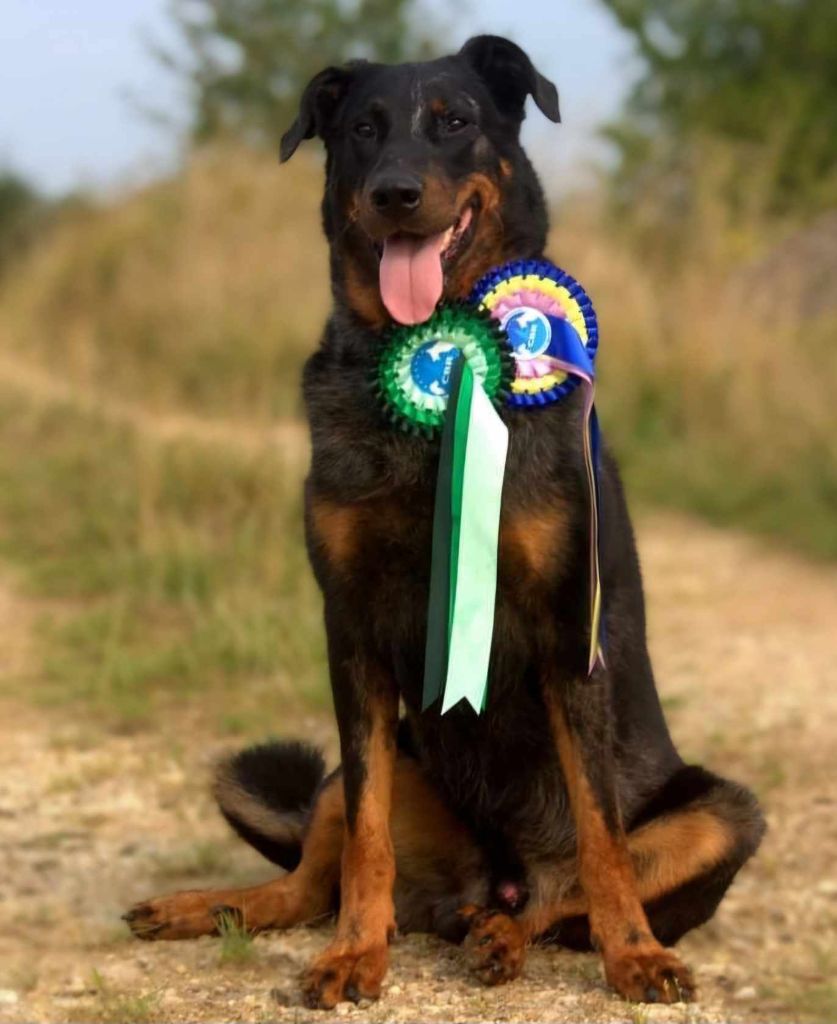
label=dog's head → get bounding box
[280,36,560,328]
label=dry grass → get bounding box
[552,169,837,557]
[1,144,832,559]
[0,145,832,731]
[0,148,328,421]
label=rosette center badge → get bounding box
[470,259,599,407]
[410,340,461,398]
[375,305,512,435]
[500,306,552,360]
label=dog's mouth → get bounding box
[376,200,478,325]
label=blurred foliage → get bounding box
[601,0,837,221]
[0,389,325,728]
[151,0,437,145]
[0,169,43,276]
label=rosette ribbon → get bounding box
[377,262,605,716]
[422,356,509,714]
[374,305,512,715]
[539,313,604,676]
[470,260,605,677]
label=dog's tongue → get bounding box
[379,231,447,325]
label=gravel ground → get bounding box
[1,513,835,1023]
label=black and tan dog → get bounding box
[125,36,765,1009]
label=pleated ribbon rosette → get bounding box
[375,261,604,716]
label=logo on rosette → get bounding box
[500,307,552,360]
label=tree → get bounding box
[599,0,837,217]
[150,0,437,146]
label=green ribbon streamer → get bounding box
[422,357,463,711]
[422,357,509,715]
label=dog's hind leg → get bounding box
[124,770,344,940]
[124,746,486,943]
[528,763,765,949]
[463,760,764,997]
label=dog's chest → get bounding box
[309,473,573,611]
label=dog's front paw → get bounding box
[122,892,230,941]
[301,942,389,1009]
[463,909,526,986]
[604,944,695,1003]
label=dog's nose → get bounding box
[370,175,423,214]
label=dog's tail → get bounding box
[213,740,326,872]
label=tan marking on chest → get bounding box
[500,505,570,581]
[311,500,362,568]
[342,259,388,330]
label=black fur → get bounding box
[214,740,325,870]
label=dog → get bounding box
[124,35,765,1009]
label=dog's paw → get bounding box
[463,909,526,986]
[122,892,228,941]
[604,944,695,1003]
[301,942,389,1009]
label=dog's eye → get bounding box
[445,116,468,133]
[353,122,376,139]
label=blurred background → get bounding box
[0,2,835,1023]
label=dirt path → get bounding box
[0,514,835,1023]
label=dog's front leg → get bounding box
[542,669,694,1003]
[302,607,398,1009]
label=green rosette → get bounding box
[375,303,513,436]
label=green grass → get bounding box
[0,389,327,726]
[601,357,837,562]
[216,909,256,965]
[83,970,159,1024]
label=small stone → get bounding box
[643,1005,678,1021]
[816,879,837,896]
[733,985,757,1000]
[53,997,85,1009]
[0,991,19,1006]
[335,1003,351,1016]
[242,994,258,1006]
[101,962,143,988]
[388,984,402,996]
[63,977,88,996]
[175,964,188,975]
[270,988,294,1007]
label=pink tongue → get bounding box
[379,231,447,325]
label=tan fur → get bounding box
[126,777,344,939]
[500,505,571,581]
[342,257,388,329]
[310,499,360,569]
[302,688,398,1007]
[539,692,696,1003]
[447,172,505,298]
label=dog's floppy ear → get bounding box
[459,35,560,124]
[280,63,362,162]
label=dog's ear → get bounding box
[458,35,560,124]
[280,63,362,162]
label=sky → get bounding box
[0,0,640,197]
